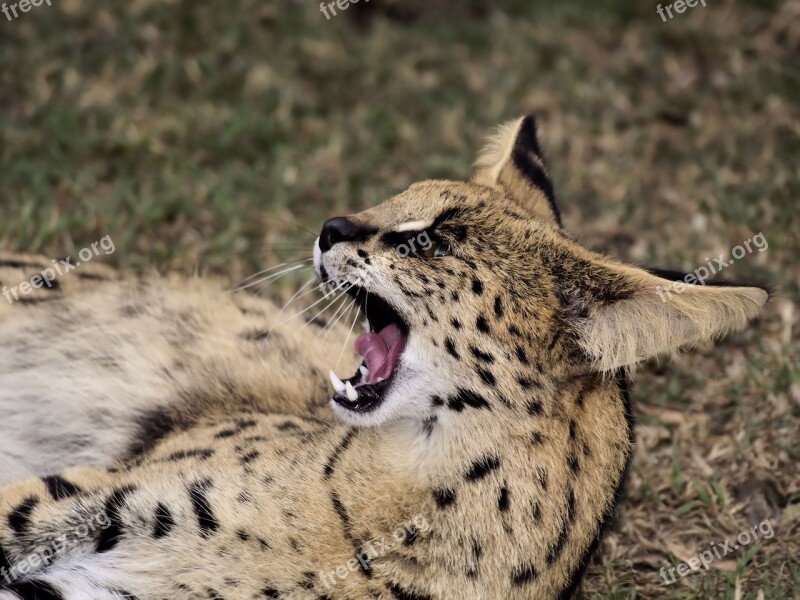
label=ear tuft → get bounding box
[473,115,562,227]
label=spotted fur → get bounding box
[0,116,768,599]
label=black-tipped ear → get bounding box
[473,115,562,227]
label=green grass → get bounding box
[1,0,798,597]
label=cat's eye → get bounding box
[418,240,450,259]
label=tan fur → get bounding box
[0,116,768,600]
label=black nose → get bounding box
[319,217,365,252]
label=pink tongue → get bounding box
[354,323,406,384]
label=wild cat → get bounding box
[0,115,768,599]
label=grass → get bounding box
[1,0,798,597]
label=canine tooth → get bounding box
[362,318,369,332]
[359,365,369,376]
[329,370,346,393]
[376,377,385,383]
[345,381,358,401]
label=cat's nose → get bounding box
[319,217,365,252]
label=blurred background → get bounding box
[1,0,798,597]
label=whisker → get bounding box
[294,282,354,335]
[277,280,350,330]
[232,263,312,293]
[262,217,319,239]
[316,293,350,336]
[231,258,313,291]
[278,276,318,316]
[320,295,356,340]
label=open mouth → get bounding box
[329,286,409,413]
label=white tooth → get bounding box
[362,318,369,332]
[329,370,346,393]
[376,377,385,383]
[359,365,369,376]
[345,381,358,401]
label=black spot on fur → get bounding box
[511,563,539,586]
[518,377,539,389]
[546,488,576,565]
[300,572,316,589]
[515,345,529,365]
[508,324,523,337]
[494,296,504,318]
[531,431,545,445]
[97,485,136,552]
[42,475,81,500]
[450,290,459,302]
[531,501,542,522]
[527,399,544,416]
[476,315,490,333]
[422,415,437,437]
[330,492,354,543]
[386,582,432,600]
[8,497,38,534]
[433,488,456,508]
[241,450,260,464]
[447,388,490,411]
[465,455,501,482]
[323,429,357,479]
[128,407,179,458]
[450,317,462,330]
[188,480,219,537]
[167,448,214,461]
[568,453,580,475]
[276,421,298,431]
[477,368,496,386]
[215,429,237,439]
[471,277,483,295]
[261,588,280,598]
[357,249,368,258]
[430,395,444,407]
[444,338,460,359]
[498,486,510,512]
[6,580,65,600]
[237,530,250,542]
[153,503,175,539]
[470,346,494,363]
[403,526,418,546]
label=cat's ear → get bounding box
[472,115,562,227]
[552,251,771,371]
